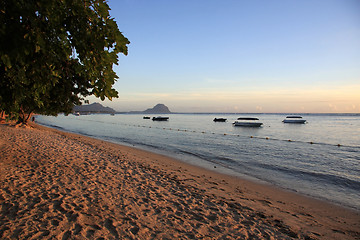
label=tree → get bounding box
[0,0,129,123]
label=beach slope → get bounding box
[1,123,359,239]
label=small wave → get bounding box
[251,162,360,191]
[37,122,65,131]
[178,149,208,160]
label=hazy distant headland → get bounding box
[73,103,116,114]
[73,103,171,114]
[73,103,360,115]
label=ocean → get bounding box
[35,113,360,211]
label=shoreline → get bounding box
[37,119,360,212]
[100,130,359,213]
[1,122,359,239]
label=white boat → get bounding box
[282,115,306,124]
[233,117,263,127]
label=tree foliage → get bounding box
[0,0,129,122]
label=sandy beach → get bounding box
[0,122,359,239]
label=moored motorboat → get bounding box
[152,116,169,121]
[282,115,306,124]
[233,117,263,127]
[213,118,227,122]
[143,116,150,119]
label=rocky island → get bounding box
[143,104,171,114]
[129,104,172,114]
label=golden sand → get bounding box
[1,122,359,239]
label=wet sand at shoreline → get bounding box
[1,122,359,239]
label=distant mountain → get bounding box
[143,104,171,114]
[73,103,115,113]
[128,104,171,114]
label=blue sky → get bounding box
[94,0,360,113]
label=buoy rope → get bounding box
[53,117,359,149]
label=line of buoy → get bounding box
[72,118,351,148]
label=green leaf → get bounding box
[0,0,129,121]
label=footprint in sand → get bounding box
[104,218,119,238]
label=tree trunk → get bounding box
[17,107,33,125]
[0,110,7,122]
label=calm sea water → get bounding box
[36,113,360,211]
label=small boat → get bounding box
[233,117,263,127]
[282,115,306,124]
[152,116,169,121]
[143,116,150,119]
[213,118,227,122]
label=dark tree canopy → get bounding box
[0,0,129,122]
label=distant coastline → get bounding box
[74,103,359,116]
[75,103,172,115]
[117,112,360,117]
